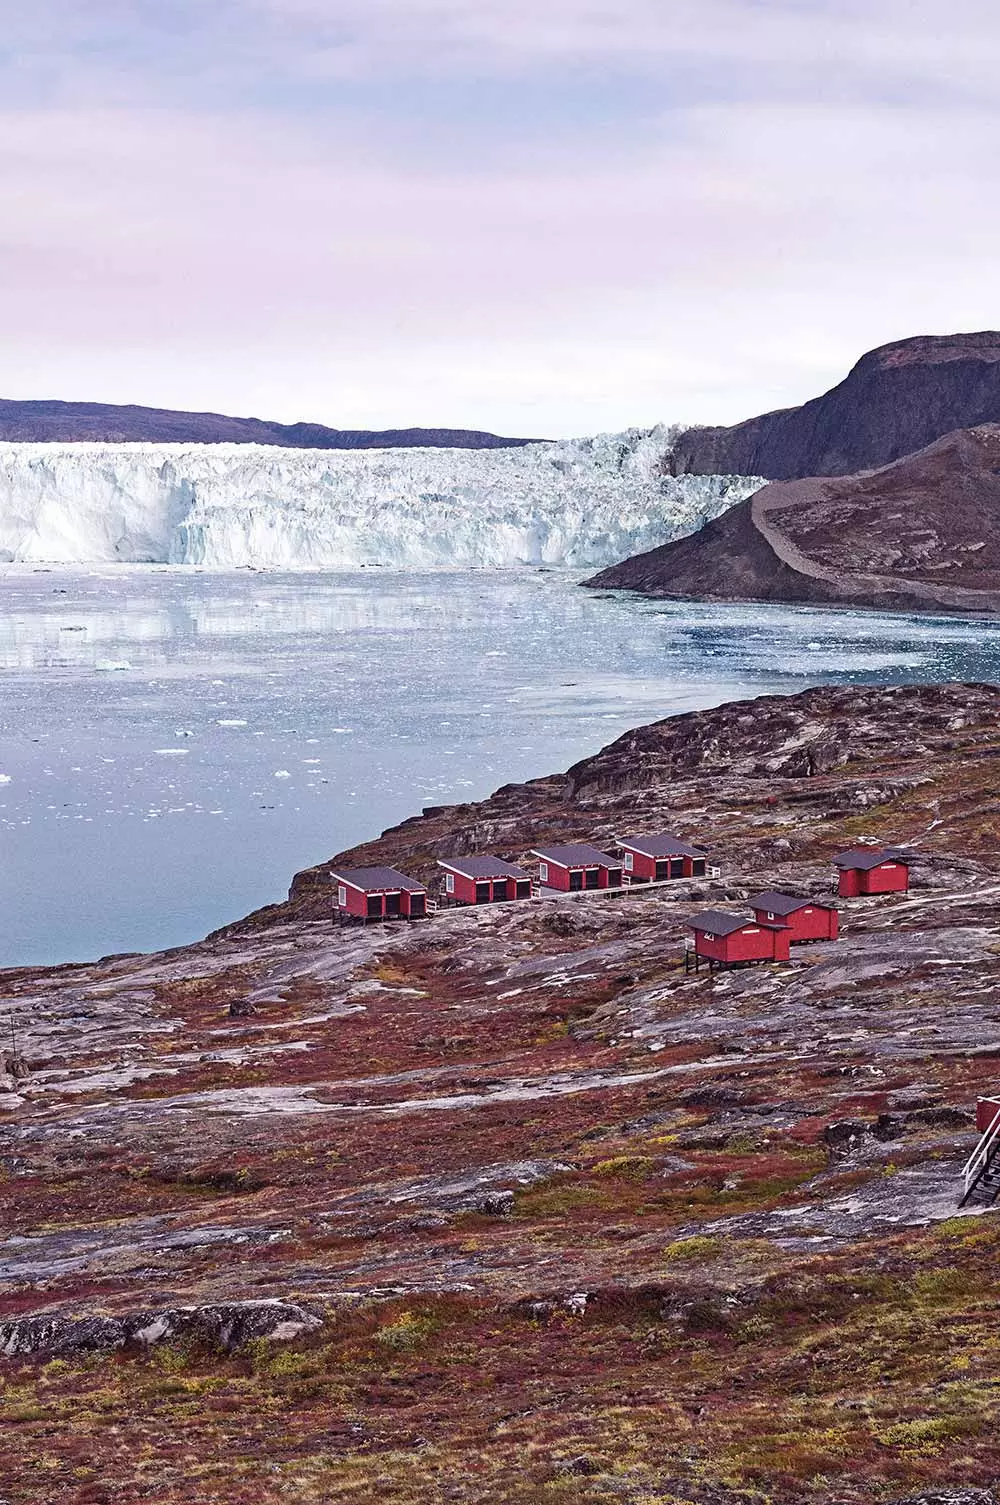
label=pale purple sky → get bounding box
[3,0,999,435]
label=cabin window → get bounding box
[338,885,347,906]
[623,851,633,871]
[475,882,492,903]
[539,862,548,882]
[445,872,454,893]
[803,907,812,914]
[766,911,775,920]
[703,932,715,941]
[743,927,760,934]
[880,863,897,870]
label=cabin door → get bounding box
[366,895,384,919]
[475,882,492,904]
[670,858,684,878]
[585,869,600,890]
[515,880,531,899]
[491,880,509,902]
[409,894,426,918]
[385,892,402,918]
[692,859,706,877]
[655,860,669,881]
[569,870,584,891]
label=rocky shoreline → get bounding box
[589,426,1000,615]
[4,681,1000,1502]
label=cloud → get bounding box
[1,0,999,432]
[256,0,1000,88]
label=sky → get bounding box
[2,0,1000,437]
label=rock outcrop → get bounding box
[0,1300,322,1359]
[589,424,1000,613]
[0,397,534,450]
[7,681,1000,1500]
[669,331,1000,479]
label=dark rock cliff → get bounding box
[590,424,1000,615]
[669,331,1000,479]
[0,397,536,449]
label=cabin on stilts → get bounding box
[960,1097,1000,1208]
[686,909,791,971]
[616,833,708,883]
[437,856,532,906]
[834,848,910,898]
[331,866,428,923]
[750,892,839,943]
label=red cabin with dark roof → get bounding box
[750,891,839,943]
[617,832,708,883]
[531,844,623,893]
[687,909,790,970]
[438,856,532,905]
[976,1097,1000,1134]
[331,866,428,922]
[835,848,910,898]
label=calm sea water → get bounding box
[3,566,999,966]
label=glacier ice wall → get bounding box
[0,428,762,569]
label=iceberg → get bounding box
[0,427,761,570]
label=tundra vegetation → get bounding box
[3,682,1000,1503]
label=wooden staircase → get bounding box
[960,1110,1000,1208]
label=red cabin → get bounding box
[977,1097,1000,1134]
[531,844,623,893]
[438,856,532,906]
[687,909,790,970]
[617,832,708,883]
[331,865,427,922]
[750,891,839,943]
[834,848,910,898]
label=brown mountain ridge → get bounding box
[590,424,1000,615]
[669,330,1000,480]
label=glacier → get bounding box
[0,427,762,570]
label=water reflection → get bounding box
[2,565,998,966]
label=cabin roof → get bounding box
[438,856,530,880]
[531,844,619,867]
[617,832,706,859]
[834,847,910,871]
[750,891,835,916]
[332,865,426,893]
[689,909,787,937]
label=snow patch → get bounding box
[0,432,760,569]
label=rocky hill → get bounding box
[589,424,1000,614]
[669,331,1000,479]
[4,682,1000,1502]
[0,397,535,449]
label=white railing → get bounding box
[960,1107,1000,1203]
